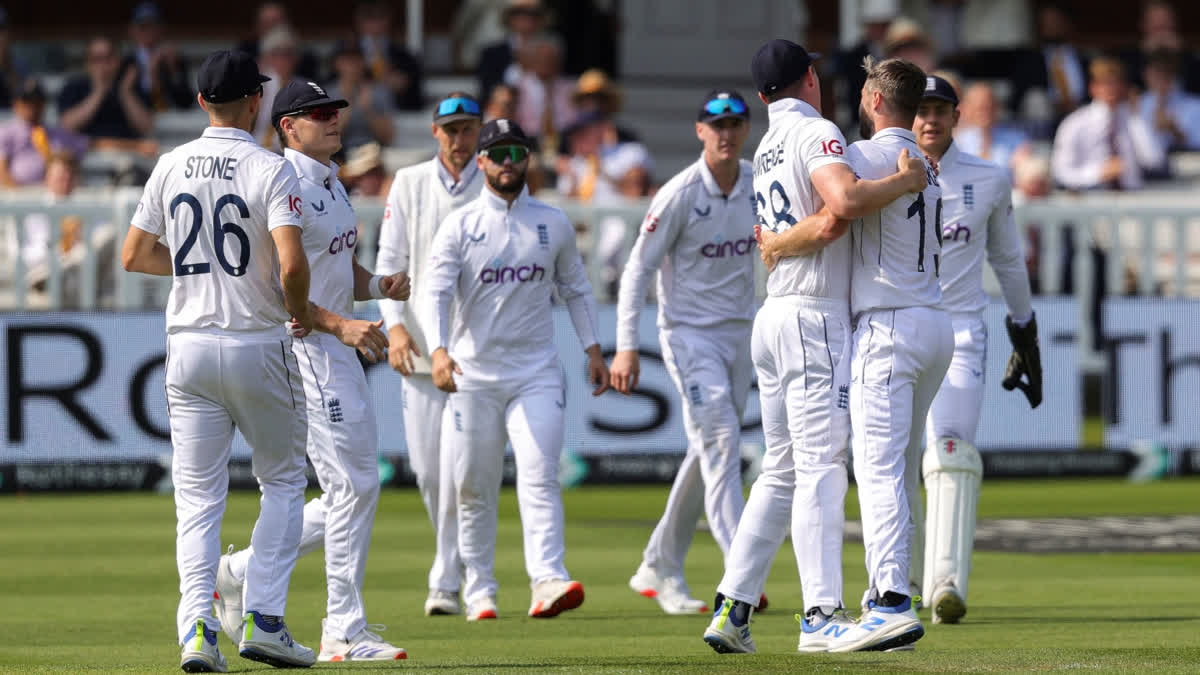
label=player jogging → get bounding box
[424,118,610,621]
[212,80,411,663]
[612,89,757,616]
[374,92,485,617]
[121,50,315,672]
[907,74,1041,625]
[825,57,953,653]
[703,40,929,655]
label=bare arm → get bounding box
[0,157,17,188]
[121,225,172,275]
[117,67,155,137]
[270,225,313,330]
[810,149,927,220]
[58,87,107,133]
[757,207,848,268]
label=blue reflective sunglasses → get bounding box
[437,96,482,117]
[704,97,747,117]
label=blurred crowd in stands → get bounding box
[1,0,1199,308]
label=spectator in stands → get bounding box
[513,32,577,157]
[835,0,896,129]
[477,0,547,103]
[339,141,391,198]
[1138,49,1200,153]
[254,25,306,149]
[1053,57,1165,191]
[0,6,29,109]
[955,81,1032,173]
[237,1,319,79]
[546,0,620,79]
[56,36,157,157]
[0,80,89,188]
[1123,0,1200,94]
[1011,4,1088,131]
[123,2,192,111]
[483,82,518,122]
[353,0,424,111]
[325,40,395,156]
[1012,154,1054,295]
[883,17,937,73]
[570,69,639,143]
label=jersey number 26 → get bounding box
[171,192,251,277]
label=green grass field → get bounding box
[2,478,1199,673]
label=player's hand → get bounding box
[756,224,781,271]
[586,345,610,396]
[388,324,421,376]
[1100,157,1124,184]
[379,272,410,301]
[336,318,389,363]
[1001,313,1043,408]
[432,347,461,393]
[896,148,928,193]
[609,349,640,395]
[291,303,315,337]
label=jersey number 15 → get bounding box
[171,192,251,277]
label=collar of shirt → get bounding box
[479,183,530,213]
[767,97,822,124]
[938,140,961,174]
[697,154,748,199]
[871,127,917,144]
[202,127,258,144]
[284,147,336,187]
[435,155,479,195]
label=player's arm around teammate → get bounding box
[424,119,607,622]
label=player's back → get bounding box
[846,128,942,317]
[752,99,851,301]
[137,127,303,334]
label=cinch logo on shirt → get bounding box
[701,235,757,258]
[942,223,970,243]
[479,258,546,284]
[328,229,358,255]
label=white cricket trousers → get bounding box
[166,329,308,644]
[402,374,459,593]
[717,296,851,613]
[443,366,569,605]
[906,313,986,594]
[641,321,753,577]
[851,306,953,598]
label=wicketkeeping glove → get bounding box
[1001,313,1043,408]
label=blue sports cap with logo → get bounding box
[197,50,270,103]
[751,39,820,95]
[921,75,959,105]
[698,89,750,123]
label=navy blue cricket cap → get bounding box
[751,39,820,96]
[476,118,533,151]
[272,80,349,124]
[921,74,959,105]
[197,50,270,103]
[434,93,483,124]
[698,89,749,123]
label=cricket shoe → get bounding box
[931,583,966,624]
[318,620,406,662]
[529,579,585,618]
[702,594,756,654]
[796,607,856,653]
[629,564,707,614]
[238,611,316,668]
[212,545,243,642]
[861,583,922,615]
[466,596,498,621]
[180,618,227,673]
[827,593,924,653]
[425,589,462,616]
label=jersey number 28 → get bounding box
[171,192,251,277]
[754,180,798,233]
[907,192,943,275]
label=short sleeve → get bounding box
[265,160,304,231]
[130,156,168,236]
[798,120,850,176]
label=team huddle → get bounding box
[121,38,1042,672]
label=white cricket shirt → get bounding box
[934,142,1033,319]
[847,127,943,317]
[615,155,757,352]
[752,98,853,301]
[375,157,483,373]
[424,186,599,389]
[284,148,357,319]
[131,126,303,334]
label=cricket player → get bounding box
[212,80,411,663]
[374,92,485,617]
[611,89,756,616]
[907,74,1041,625]
[121,50,315,671]
[825,57,954,653]
[703,40,930,655]
[425,118,610,622]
